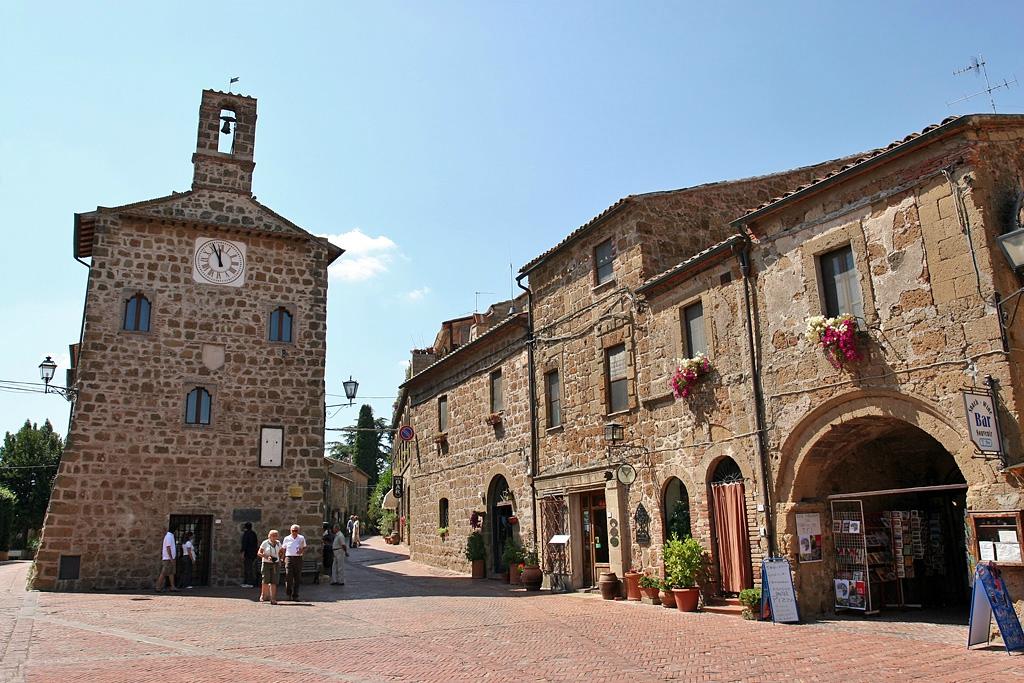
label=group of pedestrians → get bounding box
[158,517,362,603]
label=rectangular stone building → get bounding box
[33,90,342,590]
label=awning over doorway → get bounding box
[382,489,398,510]
[827,483,968,500]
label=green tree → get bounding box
[0,486,17,552]
[0,420,63,544]
[367,466,394,535]
[352,405,391,488]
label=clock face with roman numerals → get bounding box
[193,237,246,287]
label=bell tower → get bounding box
[191,89,258,195]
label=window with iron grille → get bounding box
[123,293,151,332]
[605,344,628,413]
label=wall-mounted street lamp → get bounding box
[342,376,359,406]
[38,356,77,402]
[603,421,639,486]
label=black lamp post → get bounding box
[38,355,76,401]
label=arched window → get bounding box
[123,293,151,332]
[439,498,449,530]
[711,458,743,484]
[185,387,212,425]
[268,307,293,342]
[663,477,691,541]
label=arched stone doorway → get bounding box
[708,457,752,595]
[488,475,515,573]
[785,408,973,617]
[663,477,691,541]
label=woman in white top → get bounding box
[257,529,283,604]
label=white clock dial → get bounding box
[193,238,246,287]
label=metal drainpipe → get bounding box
[736,241,777,556]
[516,272,540,548]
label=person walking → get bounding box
[181,531,195,589]
[346,515,356,548]
[322,522,334,579]
[240,522,259,588]
[257,529,283,604]
[330,523,349,585]
[282,524,306,601]
[351,515,361,548]
[155,528,179,592]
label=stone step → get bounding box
[702,600,746,617]
[705,597,742,607]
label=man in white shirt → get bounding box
[282,524,306,601]
[155,528,179,592]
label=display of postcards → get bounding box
[834,579,851,607]
[848,580,866,609]
[842,520,851,533]
[852,571,863,581]
[833,520,842,533]
[881,516,891,528]
[848,521,861,534]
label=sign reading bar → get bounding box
[761,557,800,624]
[968,562,1024,653]
[963,390,1002,454]
[392,475,404,498]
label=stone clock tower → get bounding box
[33,90,343,590]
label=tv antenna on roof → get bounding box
[947,55,1016,113]
[474,291,496,314]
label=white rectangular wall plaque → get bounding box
[260,426,283,467]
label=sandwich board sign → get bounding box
[760,557,800,624]
[967,562,1024,653]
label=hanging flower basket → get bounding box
[806,314,863,369]
[507,515,519,526]
[669,353,712,399]
[485,412,503,426]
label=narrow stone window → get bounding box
[439,498,449,529]
[605,344,628,414]
[490,369,503,413]
[819,245,864,320]
[682,301,706,358]
[545,370,561,428]
[123,293,151,332]
[268,307,293,342]
[594,239,615,286]
[218,108,236,154]
[185,387,212,425]
[438,395,448,433]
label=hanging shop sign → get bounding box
[963,390,1002,454]
[392,475,404,498]
[760,557,800,624]
[796,513,823,563]
[967,562,1024,653]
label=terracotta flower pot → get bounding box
[623,571,642,601]
[640,585,661,604]
[521,565,543,591]
[672,587,700,612]
[598,571,620,600]
[660,588,677,608]
[471,559,485,579]
[508,562,523,584]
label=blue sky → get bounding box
[2,2,1023,440]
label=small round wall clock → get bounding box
[193,237,246,287]
[616,463,637,485]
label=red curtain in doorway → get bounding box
[711,482,752,593]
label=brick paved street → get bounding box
[1,539,1023,682]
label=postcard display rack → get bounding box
[831,500,875,613]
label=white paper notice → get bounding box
[998,530,1019,544]
[980,541,996,561]
[995,542,1022,562]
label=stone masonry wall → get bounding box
[34,210,330,590]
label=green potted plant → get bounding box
[437,526,448,539]
[501,538,524,584]
[638,572,661,605]
[465,531,486,578]
[664,534,709,612]
[739,587,762,620]
[0,487,15,562]
[521,548,543,591]
[658,578,676,608]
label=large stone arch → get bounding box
[776,389,986,505]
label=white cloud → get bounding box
[405,286,431,301]
[320,229,398,282]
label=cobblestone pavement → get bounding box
[1,539,1023,682]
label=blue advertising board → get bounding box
[967,562,1024,653]
[760,557,800,624]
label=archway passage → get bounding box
[663,477,691,541]
[709,457,753,594]
[799,416,970,619]
[488,475,515,575]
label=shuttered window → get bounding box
[820,246,864,320]
[490,369,503,413]
[594,239,615,285]
[546,370,561,428]
[606,344,628,413]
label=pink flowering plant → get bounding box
[669,352,712,399]
[806,314,862,368]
